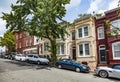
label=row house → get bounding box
[13,7,120,71]
[95,7,120,66]
[38,16,97,71]
[14,31,39,54]
[74,16,97,71]
[38,28,70,59]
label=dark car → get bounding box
[8,53,17,60]
[55,59,90,73]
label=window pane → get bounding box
[61,44,64,54]
[44,43,49,51]
[114,43,120,58]
[85,44,89,55]
[113,65,120,70]
[79,44,83,56]
[98,27,104,39]
[78,28,82,37]
[57,45,60,54]
[72,32,75,40]
[84,27,88,36]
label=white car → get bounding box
[95,64,120,79]
[26,54,49,65]
[15,54,26,61]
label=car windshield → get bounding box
[71,60,79,63]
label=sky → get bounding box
[0,0,119,51]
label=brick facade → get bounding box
[14,31,39,54]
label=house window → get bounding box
[78,28,82,37]
[26,40,29,47]
[111,19,120,35]
[57,43,64,55]
[78,43,90,57]
[78,26,88,38]
[16,35,18,40]
[20,34,22,38]
[30,39,32,46]
[84,27,88,36]
[98,27,105,39]
[44,42,49,51]
[112,42,120,60]
[19,42,22,48]
[16,44,17,49]
[26,32,29,36]
[72,31,75,40]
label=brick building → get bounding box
[14,31,39,54]
[95,7,120,66]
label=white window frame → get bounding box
[111,19,120,35]
[19,42,22,48]
[30,39,32,46]
[71,31,75,41]
[78,43,90,57]
[112,42,120,60]
[26,40,29,47]
[78,26,89,38]
[44,42,49,51]
[57,43,64,55]
[97,26,105,40]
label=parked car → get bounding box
[95,64,120,79]
[15,54,26,61]
[3,54,9,59]
[26,54,49,65]
[55,59,90,73]
[8,52,17,60]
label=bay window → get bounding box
[79,43,90,57]
[78,26,88,38]
[112,42,120,59]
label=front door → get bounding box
[99,45,106,64]
[72,47,76,60]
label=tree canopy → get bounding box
[1,0,70,64]
[0,30,15,53]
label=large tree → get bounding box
[1,0,70,64]
[0,30,15,53]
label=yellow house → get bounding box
[74,16,97,71]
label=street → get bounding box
[0,58,120,82]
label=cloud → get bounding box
[108,0,119,10]
[0,19,7,36]
[65,0,81,10]
[87,0,104,13]
[0,0,17,36]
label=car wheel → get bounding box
[75,67,81,72]
[20,59,22,61]
[37,61,41,65]
[99,70,108,78]
[26,59,29,63]
[58,65,62,69]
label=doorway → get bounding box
[72,47,76,60]
[99,45,107,64]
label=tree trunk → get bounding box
[50,39,57,65]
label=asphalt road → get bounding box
[0,58,120,82]
[0,58,46,73]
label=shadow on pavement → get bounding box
[3,60,53,70]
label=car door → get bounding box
[112,65,120,78]
[63,59,75,70]
[33,55,39,62]
[28,55,33,61]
